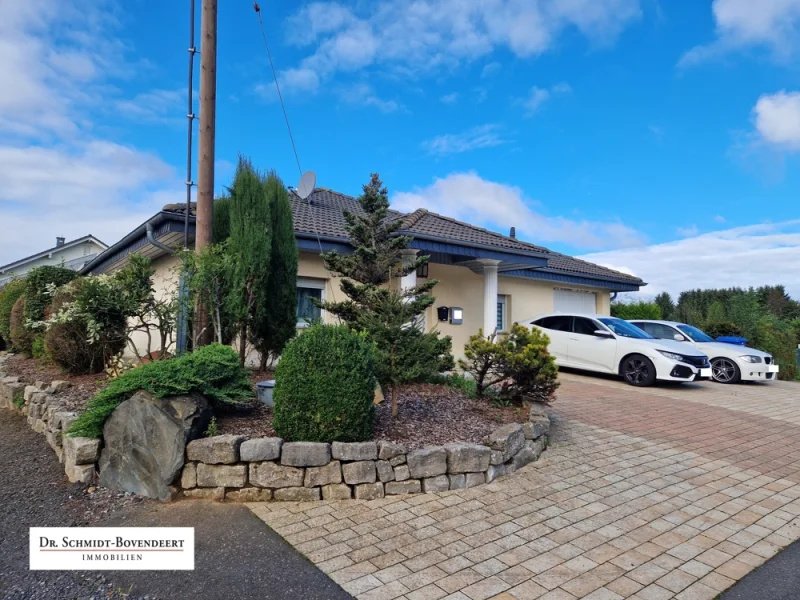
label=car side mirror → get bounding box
[594,330,614,338]
[673,333,686,342]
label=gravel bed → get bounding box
[218,383,528,448]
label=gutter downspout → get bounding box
[146,223,189,356]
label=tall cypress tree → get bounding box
[251,172,298,371]
[227,157,271,365]
[319,173,453,417]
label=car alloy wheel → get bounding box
[622,355,655,386]
[711,357,741,384]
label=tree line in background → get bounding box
[612,286,800,380]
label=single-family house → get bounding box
[0,235,107,288]
[82,188,644,359]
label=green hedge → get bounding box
[23,266,77,324]
[273,324,377,442]
[68,344,254,439]
[610,301,662,320]
[9,296,34,355]
[0,279,26,347]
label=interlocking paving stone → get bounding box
[249,375,800,598]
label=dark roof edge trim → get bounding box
[503,268,644,291]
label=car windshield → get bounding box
[677,324,715,343]
[598,317,654,339]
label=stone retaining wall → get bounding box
[0,353,551,503]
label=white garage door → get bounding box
[554,288,597,313]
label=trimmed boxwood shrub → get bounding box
[273,323,377,442]
[0,279,26,346]
[23,266,77,325]
[9,296,35,355]
[68,343,254,439]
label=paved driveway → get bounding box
[250,373,800,600]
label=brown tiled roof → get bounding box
[163,188,643,285]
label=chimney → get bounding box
[56,237,65,247]
[509,227,516,239]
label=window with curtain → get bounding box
[296,278,326,327]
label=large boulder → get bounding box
[98,390,212,501]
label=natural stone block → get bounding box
[523,417,550,440]
[184,487,224,500]
[46,429,62,451]
[186,434,245,464]
[376,460,395,482]
[378,441,405,461]
[342,460,376,485]
[304,461,342,488]
[529,403,547,418]
[486,423,525,461]
[33,419,47,433]
[29,391,49,406]
[385,480,421,495]
[489,450,504,466]
[486,463,506,483]
[448,474,466,490]
[407,447,447,479]
[51,411,77,431]
[181,463,197,489]
[274,487,321,502]
[444,443,491,473]
[281,442,330,467]
[28,403,42,420]
[240,437,282,462]
[60,414,79,433]
[34,380,48,390]
[249,462,304,488]
[64,437,101,466]
[196,463,247,488]
[99,391,212,501]
[389,455,406,467]
[225,488,273,502]
[322,484,352,500]
[510,443,540,471]
[394,464,410,481]
[24,385,40,403]
[422,475,449,493]
[354,482,384,500]
[65,462,94,484]
[465,472,485,488]
[48,380,70,393]
[332,441,377,461]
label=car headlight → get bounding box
[658,350,686,362]
[739,355,762,363]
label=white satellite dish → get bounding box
[296,171,316,200]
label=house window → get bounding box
[497,295,507,332]
[296,277,326,327]
[416,261,429,278]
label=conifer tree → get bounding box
[319,173,453,417]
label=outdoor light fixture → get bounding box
[450,307,463,325]
[416,262,429,278]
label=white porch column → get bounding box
[400,249,418,292]
[478,259,500,337]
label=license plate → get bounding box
[700,368,712,378]
[768,365,780,373]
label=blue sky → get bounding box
[2,0,800,297]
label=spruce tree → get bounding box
[227,157,271,365]
[319,173,453,417]
[251,172,298,371]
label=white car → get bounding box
[523,313,712,387]
[629,320,779,384]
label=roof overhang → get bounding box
[503,268,644,291]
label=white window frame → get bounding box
[497,295,507,333]
[296,277,326,328]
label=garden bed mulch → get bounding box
[217,383,529,450]
[5,354,109,412]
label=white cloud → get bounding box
[392,171,644,250]
[440,92,460,104]
[422,125,506,156]
[339,83,400,112]
[752,91,800,150]
[680,0,800,66]
[676,224,699,238]
[284,0,641,88]
[0,0,187,266]
[518,82,571,115]
[115,89,185,125]
[713,215,726,223]
[481,61,502,77]
[581,221,800,298]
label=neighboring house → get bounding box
[82,188,644,359]
[0,236,108,288]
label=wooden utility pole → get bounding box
[195,0,217,345]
